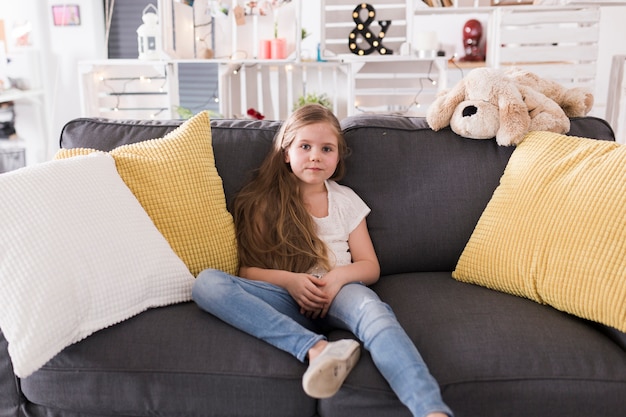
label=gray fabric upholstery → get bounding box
[21,303,315,417]
[1,114,623,417]
[0,333,19,417]
[341,116,514,275]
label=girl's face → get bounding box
[284,122,340,188]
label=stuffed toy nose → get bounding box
[462,105,478,117]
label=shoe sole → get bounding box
[302,340,361,399]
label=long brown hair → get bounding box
[233,104,348,273]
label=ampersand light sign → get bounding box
[348,3,393,56]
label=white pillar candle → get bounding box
[415,31,438,52]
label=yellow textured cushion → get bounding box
[56,111,238,277]
[453,131,626,332]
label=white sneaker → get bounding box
[302,339,361,399]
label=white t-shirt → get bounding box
[311,180,371,269]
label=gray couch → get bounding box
[1,114,625,417]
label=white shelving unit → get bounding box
[0,48,50,167]
[79,2,615,121]
[78,60,178,120]
[320,0,448,116]
[414,4,601,83]
[79,59,351,121]
[487,5,600,90]
[337,55,448,116]
[219,60,351,120]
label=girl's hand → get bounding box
[316,272,344,318]
[284,273,329,318]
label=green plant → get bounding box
[173,106,222,120]
[174,105,194,119]
[293,93,332,111]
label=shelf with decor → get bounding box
[78,59,351,121]
[412,3,601,93]
[320,0,448,116]
[87,0,448,120]
[84,1,616,121]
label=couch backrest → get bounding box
[340,115,514,275]
[340,115,614,275]
[59,115,615,276]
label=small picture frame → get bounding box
[52,5,81,26]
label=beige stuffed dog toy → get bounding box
[426,67,593,146]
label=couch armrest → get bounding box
[0,330,20,417]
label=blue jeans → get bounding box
[192,269,453,417]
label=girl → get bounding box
[192,104,453,417]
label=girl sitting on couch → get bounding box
[192,104,453,417]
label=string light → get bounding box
[97,71,168,115]
[352,57,445,115]
[448,54,464,78]
[407,59,440,114]
[150,108,167,118]
[158,77,167,93]
[426,60,437,86]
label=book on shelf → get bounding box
[423,0,454,6]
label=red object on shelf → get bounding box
[461,19,484,62]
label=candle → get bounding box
[414,31,438,58]
[258,39,271,59]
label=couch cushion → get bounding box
[0,154,194,378]
[453,131,626,332]
[322,272,626,417]
[20,303,316,417]
[56,112,238,277]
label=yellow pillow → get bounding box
[453,131,626,332]
[56,111,238,277]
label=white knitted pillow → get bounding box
[0,153,195,378]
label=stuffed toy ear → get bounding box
[426,80,467,131]
[561,87,594,117]
[518,85,570,135]
[495,84,531,146]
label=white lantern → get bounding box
[137,4,161,60]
